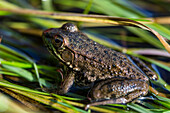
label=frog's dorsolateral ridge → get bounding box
[42,23,157,106]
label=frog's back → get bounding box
[65,31,149,82]
[66,31,122,64]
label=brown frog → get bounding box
[42,23,157,106]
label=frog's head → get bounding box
[42,23,78,66]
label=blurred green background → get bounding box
[0,0,170,113]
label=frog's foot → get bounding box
[129,56,157,80]
[87,79,149,108]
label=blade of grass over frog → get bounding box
[0,45,33,63]
[127,103,153,113]
[6,88,76,113]
[2,64,35,82]
[33,63,42,88]
[0,8,169,53]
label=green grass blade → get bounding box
[33,63,42,88]
[42,0,54,11]
[2,64,36,82]
[0,44,33,63]
[127,103,153,113]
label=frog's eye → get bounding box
[54,35,63,47]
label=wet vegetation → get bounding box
[0,0,170,113]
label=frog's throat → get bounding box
[51,45,64,63]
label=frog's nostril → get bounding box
[43,32,52,39]
[43,28,56,38]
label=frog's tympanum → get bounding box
[42,23,157,106]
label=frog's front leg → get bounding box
[57,70,75,94]
[87,78,149,106]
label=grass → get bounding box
[0,0,170,112]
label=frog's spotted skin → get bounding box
[42,23,157,106]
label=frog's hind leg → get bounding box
[87,79,149,107]
[129,56,157,80]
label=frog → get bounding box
[42,23,157,106]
